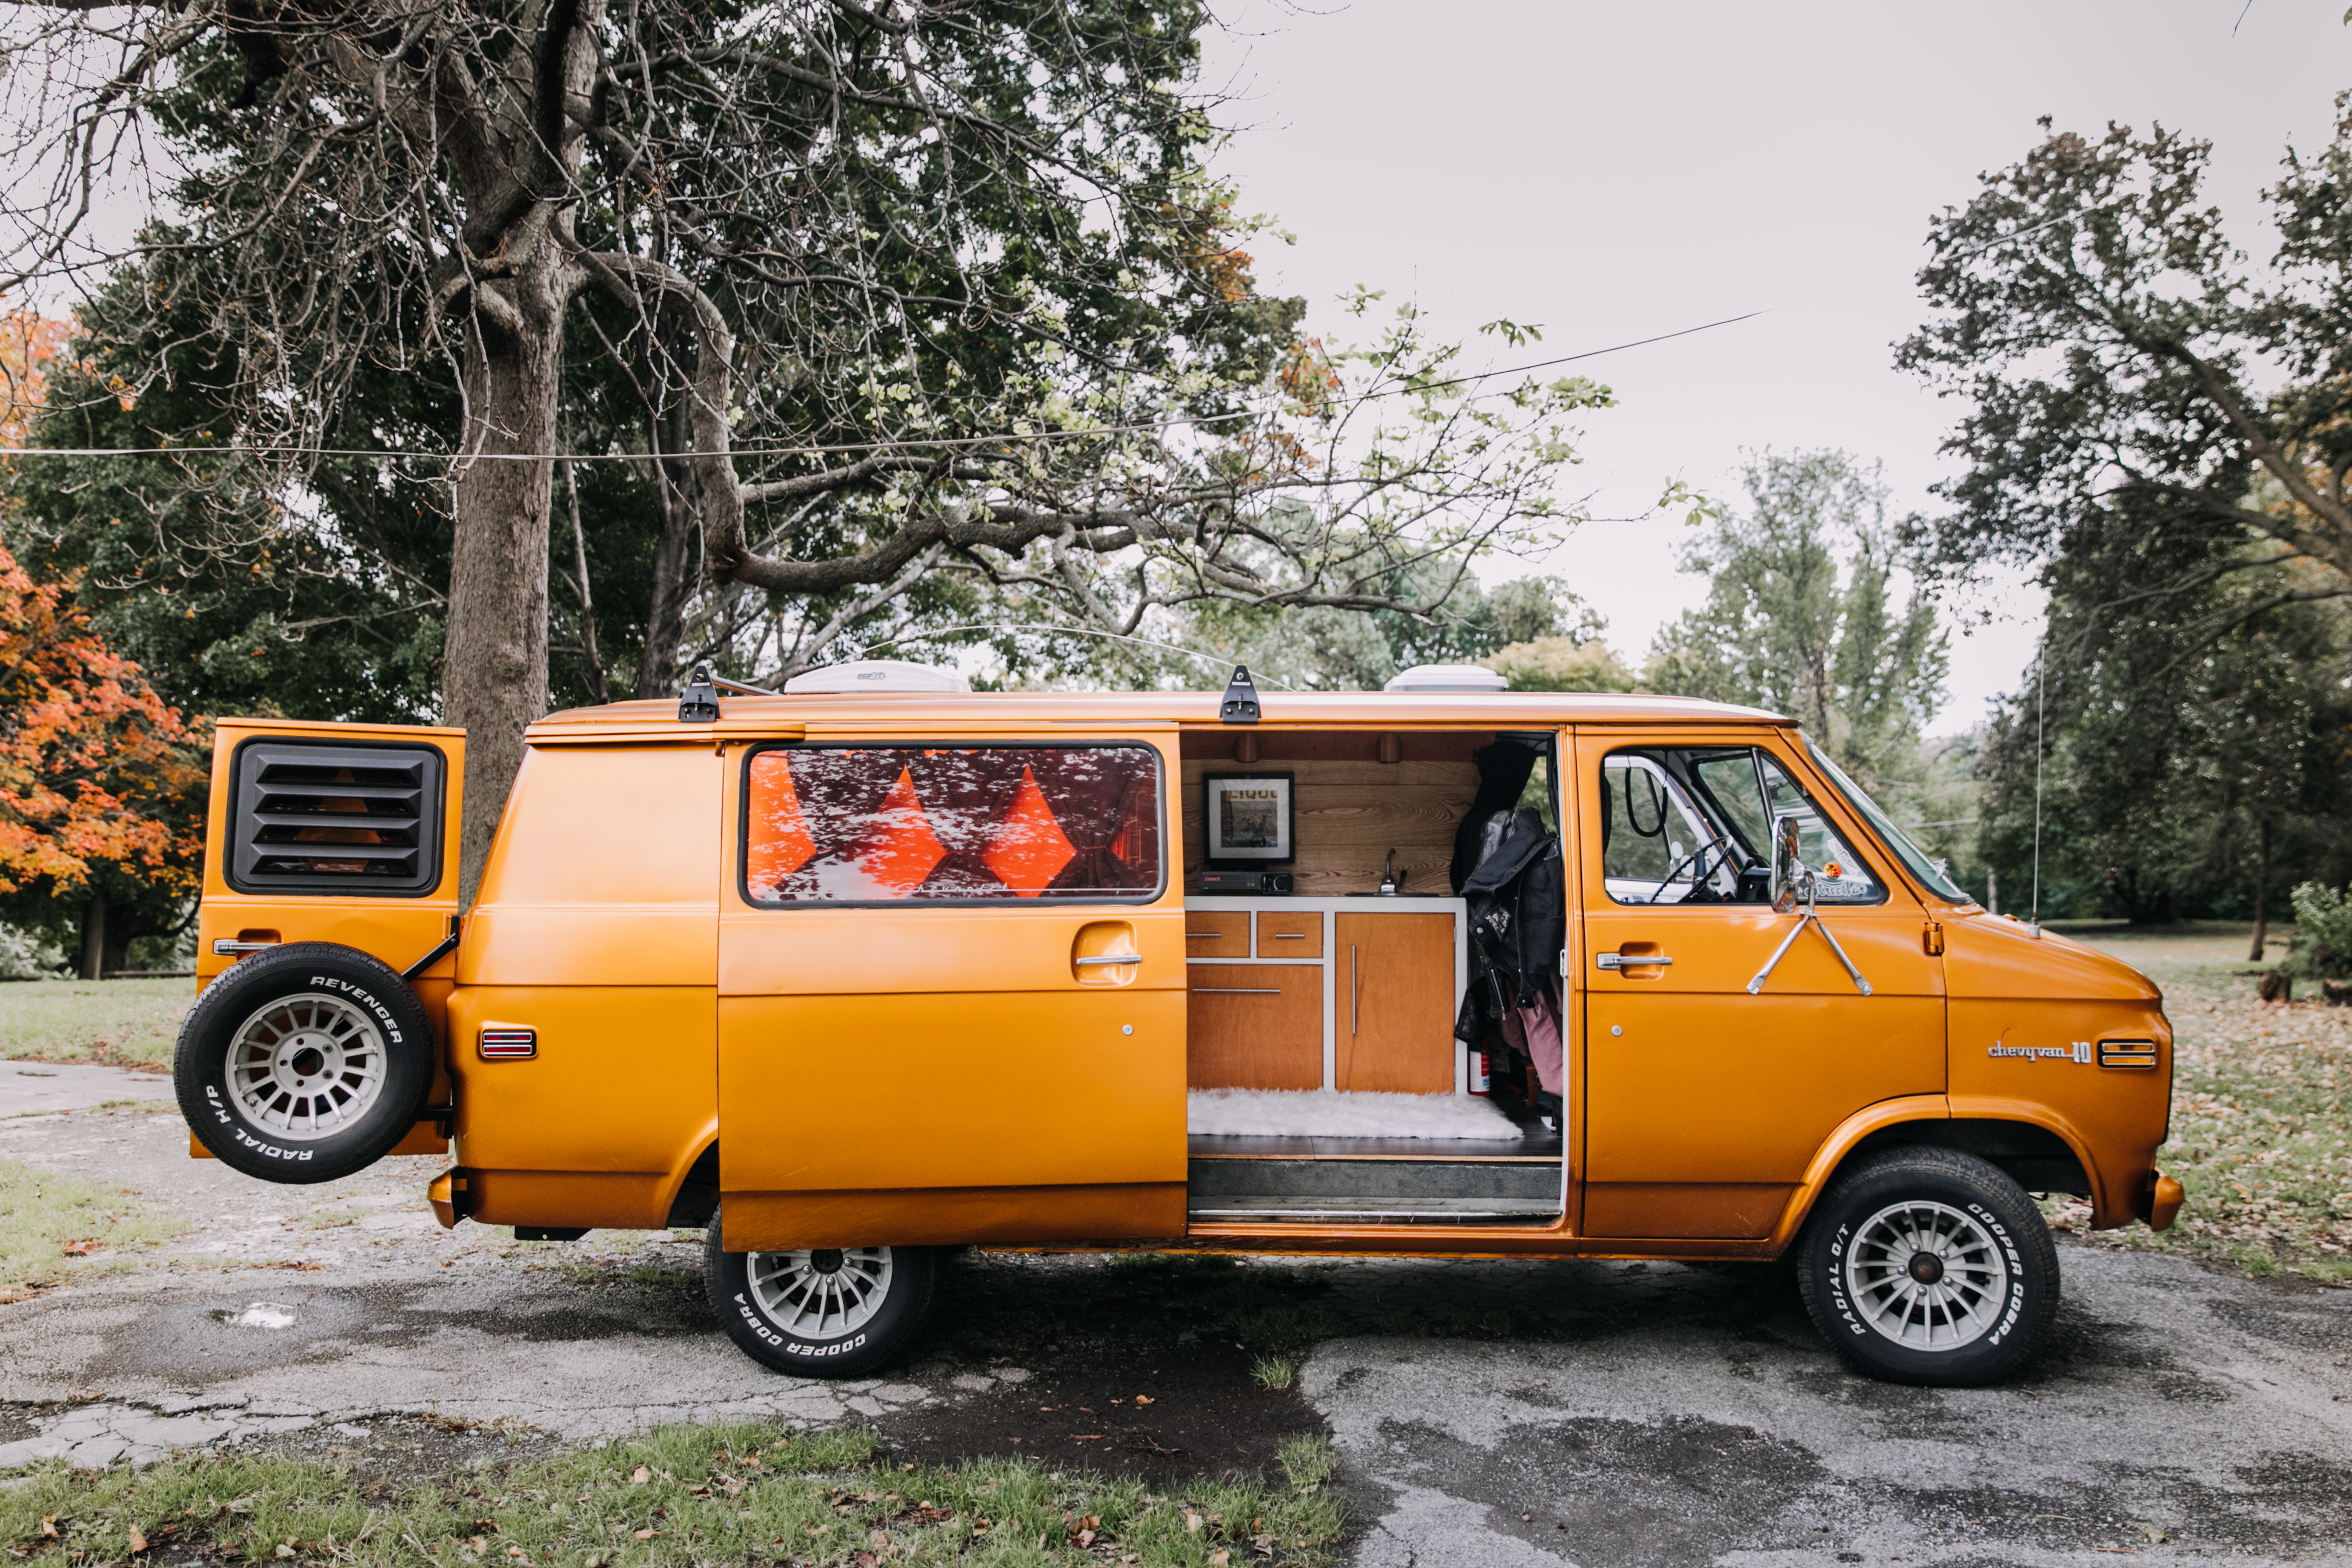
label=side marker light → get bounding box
[479,1027,537,1060]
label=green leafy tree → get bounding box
[1899,110,2352,648]
[3,5,1613,898]
[1972,542,2352,927]
[1646,450,1948,794]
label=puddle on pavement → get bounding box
[213,1302,300,1329]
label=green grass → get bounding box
[2059,922,2352,1280]
[0,1153,189,1301]
[1249,1356,1295,1392]
[0,1419,1345,1568]
[0,978,191,1066]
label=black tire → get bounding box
[175,943,436,1185]
[704,1216,937,1377]
[1793,1146,2059,1387]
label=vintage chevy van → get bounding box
[174,661,2181,1387]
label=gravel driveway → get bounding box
[5,1082,2350,1566]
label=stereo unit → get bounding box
[1199,870,1294,894]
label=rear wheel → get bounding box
[175,943,436,1184]
[704,1218,937,1376]
[1794,1146,2058,1386]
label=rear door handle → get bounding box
[1596,952,1673,969]
[1074,954,1143,968]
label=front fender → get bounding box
[1766,1095,1949,1253]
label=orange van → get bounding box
[173,661,2181,1387]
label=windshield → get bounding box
[1804,740,1970,904]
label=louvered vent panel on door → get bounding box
[228,740,446,896]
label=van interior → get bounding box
[1178,728,1566,1226]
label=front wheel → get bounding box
[704,1218,937,1377]
[1794,1146,2059,1386]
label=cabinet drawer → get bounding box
[1184,913,1249,958]
[1255,910,1323,958]
[1188,963,1321,1089]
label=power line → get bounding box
[0,308,1768,465]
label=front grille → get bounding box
[2098,1038,2159,1070]
[228,740,444,896]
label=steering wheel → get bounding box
[1648,837,1732,903]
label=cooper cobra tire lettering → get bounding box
[704,1229,937,1380]
[1795,1147,2059,1387]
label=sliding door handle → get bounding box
[1074,954,1143,968]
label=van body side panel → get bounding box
[716,735,1186,1247]
[1575,728,1947,1240]
[449,743,719,1225]
[1943,913,2171,1228]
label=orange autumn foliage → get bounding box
[0,532,206,902]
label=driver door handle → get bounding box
[1596,952,1673,969]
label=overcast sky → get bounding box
[1196,0,2349,731]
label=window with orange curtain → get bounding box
[743,745,1163,904]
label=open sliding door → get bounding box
[715,729,1187,1250]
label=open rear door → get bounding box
[194,718,465,1152]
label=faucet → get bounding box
[1380,850,1403,896]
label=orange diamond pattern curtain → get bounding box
[746,746,1161,902]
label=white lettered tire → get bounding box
[1794,1146,2060,1386]
[174,943,436,1184]
[704,1215,937,1377]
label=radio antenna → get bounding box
[2030,635,2047,936]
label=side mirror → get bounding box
[1769,813,1807,913]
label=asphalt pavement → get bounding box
[3,1094,2349,1566]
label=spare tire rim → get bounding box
[226,992,389,1141]
[746,1247,894,1339]
[1843,1199,2012,1351]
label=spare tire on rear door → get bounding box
[175,943,436,1184]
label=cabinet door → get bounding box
[1188,963,1321,1089]
[1335,912,1455,1092]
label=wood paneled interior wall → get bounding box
[1179,731,1488,897]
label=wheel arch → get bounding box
[1767,1097,2102,1254]
[661,1131,720,1229]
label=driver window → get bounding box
[1599,746,1882,907]
[1601,754,1738,905]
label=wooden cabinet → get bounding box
[1255,909,1322,958]
[1184,898,1467,1095]
[1186,963,1322,1089]
[1184,911,1249,959]
[1335,912,1458,1092]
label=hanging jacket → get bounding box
[1454,807,1565,1043]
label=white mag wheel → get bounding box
[1842,1198,2012,1352]
[225,991,389,1141]
[745,1248,896,1338]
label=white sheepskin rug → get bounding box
[1188,1087,1521,1141]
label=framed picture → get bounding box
[1204,772,1295,867]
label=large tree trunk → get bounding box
[443,271,566,904]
